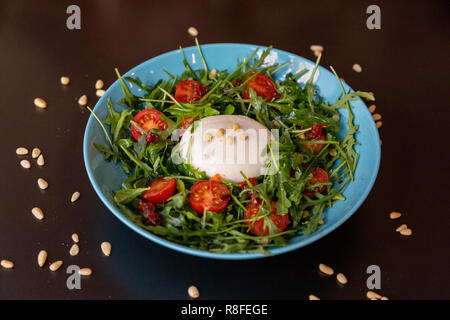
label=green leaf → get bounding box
[114,187,149,204]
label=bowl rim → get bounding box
[83,43,381,260]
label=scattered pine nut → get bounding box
[239,133,249,141]
[203,133,213,142]
[101,242,112,257]
[78,94,87,106]
[37,250,47,267]
[71,191,81,203]
[390,212,402,220]
[37,178,48,190]
[376,121,382,128]
[215,128,225,138]
[37,154,45,166]
[368,105,376,113]
[31,207,44,220]
[372,113,382,121]
[366,290,382,300]
[396,224,408,232]
[381,296,389,300]
[60,76,70,85]
[95,79,104,90]
[49,261,63,271]
[96,89,105,97]
[329,149,337,157]
[69,244,80,256]
[308,294,320,300]
[319,263,334,276]
[20,159,31,169]
[226,136,234,146]
[187,26,198,37]
[400,228,412,236]
[209,69,217,80]
[336,273,348,285]
[332,114,340,122]
[34,98,47,109]
[231,123,241,131]
[16,147,29,155]
[188,285,200,299]
[310,45,324,52]
[72,233,79,243]
[32,148,41,159]
[1,259,14,269]
[79,268,92,276]
[352,63,362,73]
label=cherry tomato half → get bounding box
[141,178,176,204]
[243,73,280,101]
[131,109,168,142]
[244,201,290,236]
[304,124,328,152]
[304,168,329,198]
[189,180,231,214]
[238,177,259,198]
[174,80,209,103]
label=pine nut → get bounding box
[373,113,382,121]
[368,105,376,113]
[96,89,105,97]
[226,136,234,146]
[20,159,31,169]
[37,178,48,190]
[209,69,217,80]
[332,114,340,122]
[16,147,29,155]
[79,268,92,276]
[319,263,334,276]
[400,228,412,236]
[308,294,320,300]
[239,133,248,141]
[390,212,402,219]
[215,128,225,138]
[272,120,281,127]
[72,233,79,243]
[31,207,44,220]
[37,250,47,267]
[49,261,63,271]
[381,296,389,300]
[1,259,14,269]
[34,98,47,109]
[352,63,362,73]
[37,154,45,166]
[336,273,348,285]
[396,224,407,232]
[71,191,80,203]
[329,149,337,157]
[302,210,309,219]
[313,50,321,57]
[95,79,104,90]
[78,94,87,106]
[203,133,213,142]
[376,121,382,128]
[366,291,382,300]
[60,76,70,85]
[310,45,323,52]
[69,244,79,256]
[32,148,41,159]
[188,285,199,299]
[101,242,111,256]
[231,123,241,131]
[187,26,198,37]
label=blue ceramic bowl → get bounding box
[83,43,380,260]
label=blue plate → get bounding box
[83,43,381,260]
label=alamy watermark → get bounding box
[366,5,381,30]
[66,5,81,30]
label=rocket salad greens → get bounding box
[89,40,374,254]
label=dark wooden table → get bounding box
[0,0,449,300]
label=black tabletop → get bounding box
[0,0,449,300]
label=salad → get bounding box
[90,40,373,254]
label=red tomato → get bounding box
[139,201,161,226]
[189,180,230,214]
[244,201,290,236]
[174,80,209,103]
[304,124,328,152]
[130,109,168,142]
[141,178,176,204]
[304,168,329,198]
[243,73,280,101]
[238,177,259,197]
